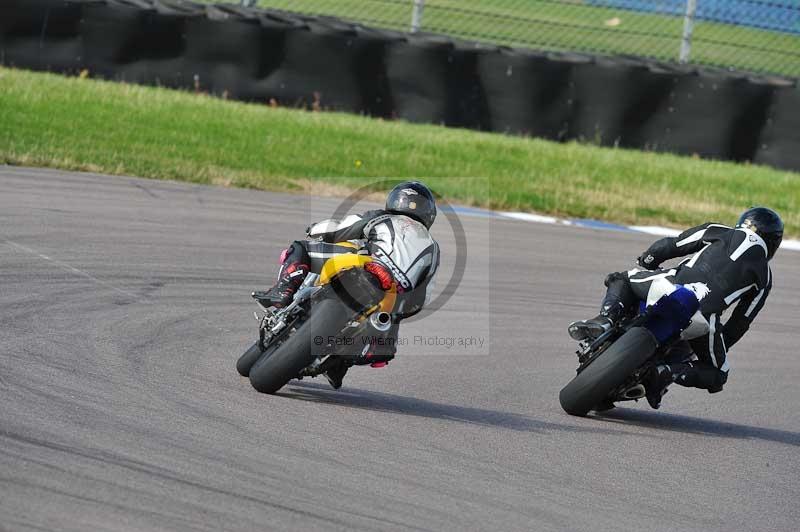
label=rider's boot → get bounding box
[326,341,396,389]
[568,300,626,341]
[644,364,674,409]
[253,261,309,308]
[324,359,349,390]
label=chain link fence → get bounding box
[217,1,800,78]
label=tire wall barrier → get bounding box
[2,0,799,171]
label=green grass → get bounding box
[207,0,800,77]
[1,67,798,235]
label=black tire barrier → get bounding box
[1,0,798,171]
[477,49,578,139]
[385,35,490,129]
[0,0,84,73]
[753,82,800,171]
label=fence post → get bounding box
[410,0,426,33]
[679,0,698,63]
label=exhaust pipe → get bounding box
[369,311,392,332]
[621,384,646,400]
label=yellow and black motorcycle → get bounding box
[237,247,397,394]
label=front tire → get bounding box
[559,327,657,416]
[248,298,353,394]
[236,342,264,377]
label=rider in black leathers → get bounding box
[568,207,784,409]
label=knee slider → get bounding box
[707,371,728,393]
[708,370,728,393]
[675,363,727,391]
[280,241,306,264]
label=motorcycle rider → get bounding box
[568,207,783,409]
[254,181,440,389]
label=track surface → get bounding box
[1,167,798,532]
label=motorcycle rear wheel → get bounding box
[559,327,657,416]
[249,298,353,394]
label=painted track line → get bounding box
[450,206,800,251]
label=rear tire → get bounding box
[249,298,353,394]
[236,342,264,377]
[559,327,657,416]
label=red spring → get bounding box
[365,262,393,290]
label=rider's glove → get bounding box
[637,252,660,270]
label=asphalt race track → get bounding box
[1,166,798,532]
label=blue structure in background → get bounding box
[589,1,800,34]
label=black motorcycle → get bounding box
[559,286,701,416]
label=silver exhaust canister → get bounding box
[370,312,392,332]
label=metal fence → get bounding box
[223,1,800,78]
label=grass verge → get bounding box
[1,67,798,235]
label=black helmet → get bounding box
[385,181,437,229]
[736,207,783,260]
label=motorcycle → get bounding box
[559,284,702,416]
[237,245,397,394]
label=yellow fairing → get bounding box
[317,254,373,285]
[317,252,397,313]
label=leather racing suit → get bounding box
[602,222,773,392]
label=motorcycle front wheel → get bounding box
[236,341,264,377]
